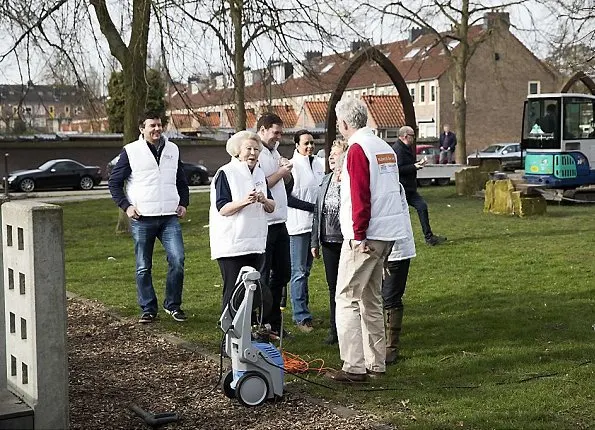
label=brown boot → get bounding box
[385,308,404,365]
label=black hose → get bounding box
[129,404,179,428]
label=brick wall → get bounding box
[454,29,559,153]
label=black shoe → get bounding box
[425,235,447,246]
[324,370,368,383]
[270,328,293,341]
[323,330,338,345]
[139,312,157,323]
[164,308,187,322]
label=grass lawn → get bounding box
[63,186,594,429]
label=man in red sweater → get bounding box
[325,98,406,383]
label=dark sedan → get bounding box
[182,162,210,185]
[106,155,210,185]
[7,159,102,192]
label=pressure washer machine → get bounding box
[219,267,284,406]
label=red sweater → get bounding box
[346,143,371,240]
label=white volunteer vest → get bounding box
[125,137,180,216]
[257,143,288,225]
[286,150,325,235]
[209,158,269,259]
[340,127,408,241]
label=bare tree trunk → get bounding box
[230,0,246,131]
[91,0,151,233]
[453,0,469,165]
[452,59,468,164]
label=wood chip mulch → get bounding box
[68,298,391,429]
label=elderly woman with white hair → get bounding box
[209,131,275,310]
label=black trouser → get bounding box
[321,241,342,334]
[259,222,291,332]
[382,259,411,310]
[217,253,265,313]
[406,190,433,239]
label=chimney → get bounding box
[351,40,371,53]
[483,11,510,31]
[305,51,322,62]
[409,27,431,43]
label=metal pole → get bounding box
[3,153,8,199]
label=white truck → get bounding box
[416,163,465,186]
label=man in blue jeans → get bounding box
[109,110,189,323]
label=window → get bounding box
[420,85,425,103]
[403,48,421,59]
[64,106,70,115]
[12,106,18,115]
[409,87,415,103]
[523,98,559,146]
[528,81,540,95]
[430,85,436,102]
[320,62,334,73]
[49,106,55,118]
[563,97,595,140]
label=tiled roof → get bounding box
[196,111,221,127]
[170,111,221,130]
[225,108,256,128]
[0,84,84,104]
[304,101,328,125]
[361,95,406,129]
[169,26,487,111]
[170,113,194,129]
[267,105,298,128]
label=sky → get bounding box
[0,1,568,89]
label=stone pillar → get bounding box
[2,201,68,429]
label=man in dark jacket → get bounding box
[392,126,446,246]
[439,124,457,164]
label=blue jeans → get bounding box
[289,232,313,323]
[130,215,185,314]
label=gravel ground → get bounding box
[68,298,392,430]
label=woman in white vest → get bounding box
[286,130,325,332]
[209,131,275,311]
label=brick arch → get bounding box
[559,71,595,95]
[324,46,416,170]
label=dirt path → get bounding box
[68,298,390,429]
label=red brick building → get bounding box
[166,12,559,152]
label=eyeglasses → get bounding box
[406,134,415,137]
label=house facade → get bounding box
[166,12,559,152]
[0,83,95,134]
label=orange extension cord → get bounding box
[281,350,335,375]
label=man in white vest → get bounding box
[256,113,293,337]
[326,99,406,383]
[109,111,189,324]
[286,130,325,332]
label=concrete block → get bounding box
[484,180,546,217]
[456,166,490,196]
[2,201,68,429]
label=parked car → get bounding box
[467,143,522,170]
[416,144,440,164]
[7,159,102,192]
[106,155,210,185]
